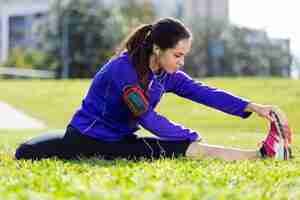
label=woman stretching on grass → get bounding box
[15,18,292,161]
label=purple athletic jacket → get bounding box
[69,52,252,142]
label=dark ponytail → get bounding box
[116,18,192,91]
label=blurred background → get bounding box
[0,0,299,79]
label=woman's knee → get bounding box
[15,143,36,160]
[14,133,65,160]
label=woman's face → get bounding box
[158,38,192,74]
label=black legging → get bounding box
[15,125,191,160]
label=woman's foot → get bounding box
[259,111,293,160]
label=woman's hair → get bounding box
[116,17,192,91]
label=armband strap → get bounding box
[123,85,149,117]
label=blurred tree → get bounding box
[36,0,155,78]
[2,47,56,70]
[5,0,290,78]
[183,20,207,77]
[184,20,291,77]
[120,0,154,25]
[184,19,228,77]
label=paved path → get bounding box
[0,101,46,129]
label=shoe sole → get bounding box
[270,111,292,160]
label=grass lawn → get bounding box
[0,78,299,200]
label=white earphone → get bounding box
[153,45,160,56]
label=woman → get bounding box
[15,18,292,161]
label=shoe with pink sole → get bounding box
[259,110,293,160]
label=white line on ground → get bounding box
[0,101,46,129]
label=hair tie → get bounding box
[140,24,152,49]
[145,24,152,38]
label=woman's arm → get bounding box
[122,84,200,141]
[138,107,200,141]
[165,70,252,119]
[244,103,275,122]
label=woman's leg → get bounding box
[122,137,191,160]
[15,133,65,160]
[15,125,106,160]
[15,128,258,161]
[15,125,98,160]
[185,142,259,161]
[58,126,192,160]
[14,126,190,160]
[17,125,258,161]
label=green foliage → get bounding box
[2,48,55,70]
[0,78,300,199]
[184,20,292,77]
[37,0,155,78]
[184,20,228,77]
[120,0,155,25]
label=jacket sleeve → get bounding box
[137,106,200,142]
[165,70,252,119]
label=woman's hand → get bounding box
[245,102,276,122]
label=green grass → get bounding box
[0,78,299,200]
